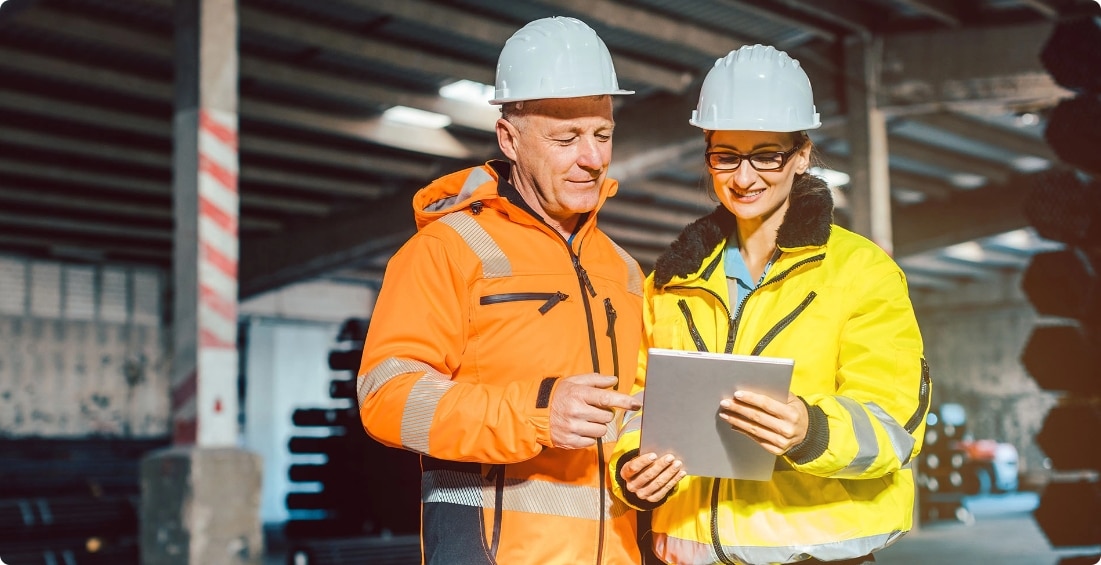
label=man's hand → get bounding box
[620,452,685,502]
[549,373,641,449]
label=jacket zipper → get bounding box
[709,479,737,564]
[480,291,568,314]
[672,253,826,563]
[904,359,933,435]
[569,251,607,565]
[501,206,612,564]
[604,298,619,377]
[750,291,817,356]
[486,464,505,559]
[676,300,710,353]
[729,253,826,352]
[667,286,733,354]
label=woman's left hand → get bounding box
[719,391,809,455]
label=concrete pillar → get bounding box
[142,0,262,562]
[844,36,894,255]
[141,447,263,565]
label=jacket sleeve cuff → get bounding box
[785,397,829,465]
[614,448,670,511]
[533,376,560,448]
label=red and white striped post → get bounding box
[171,108,240,446]
[142,2,262,563]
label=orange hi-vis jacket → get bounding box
[358,161,644,565]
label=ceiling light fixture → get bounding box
[809,167,850,188]
[943,241,985,262]
[381,106,452,129]
[439,79,494,104]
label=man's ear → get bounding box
[496,118,520,162]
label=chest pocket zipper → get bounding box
[480,292,568,314]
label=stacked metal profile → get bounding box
[914,405,972,523]
[283,318,421,564]
[1023,14,1101,564]
[0,438,167,565]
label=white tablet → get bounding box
[639,348,794,480]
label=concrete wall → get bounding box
[910,270,1057,477]
[0,255,169,437]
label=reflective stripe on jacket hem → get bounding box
[655,529,906,565]
[423,469,629,521]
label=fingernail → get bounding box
[648,453,658,461]
[719,400,732,408]
[664,455,674,463]
[672,460,682,469]
[734,391,745,399]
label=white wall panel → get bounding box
[0,254,169,438]
[242,318,342,524]
[29,262,62,319]
[64,265,96,321]
[0,257,26,315]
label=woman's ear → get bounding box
[794,142,813,175]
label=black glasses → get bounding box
[705,142,804,172]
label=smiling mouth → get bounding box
[732,187,765,198]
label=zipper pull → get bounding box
[572,257,597,298]
[603,298,617,337]
[539,292,568,314]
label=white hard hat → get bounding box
[490,16,634,105]
[690,44,821,132]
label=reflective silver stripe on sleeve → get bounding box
[438,211,511,278]
[607,239,642,296]
[621,410,642,436]
[423,469,628,520]
[836,396,880,475]
[865,402,918,465]
[602,420,618,443]
[357,356,443,406]
[357,357,453,455]
[620,392,645,435]
[402,373,457,454]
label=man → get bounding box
[357,16,645,565]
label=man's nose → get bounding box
[576,137,604,170]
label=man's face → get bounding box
[497,96,615,229]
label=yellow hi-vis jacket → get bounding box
[358,161,644,565]
[610,174,931,565]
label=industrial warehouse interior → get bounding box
[0,0,1100,563]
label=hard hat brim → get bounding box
[489,89,635,105]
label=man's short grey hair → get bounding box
[500,101,528,130]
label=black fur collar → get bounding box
[653,174,834,288]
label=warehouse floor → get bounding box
[265,492,1095,565]
[877,492,1086,565]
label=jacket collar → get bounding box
[653,173,834,288]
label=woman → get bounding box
[609,44,932,565]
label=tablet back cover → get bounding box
[639,348,794,480]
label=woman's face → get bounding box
[707,130,811,226]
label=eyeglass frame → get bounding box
[704,140,806,172]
